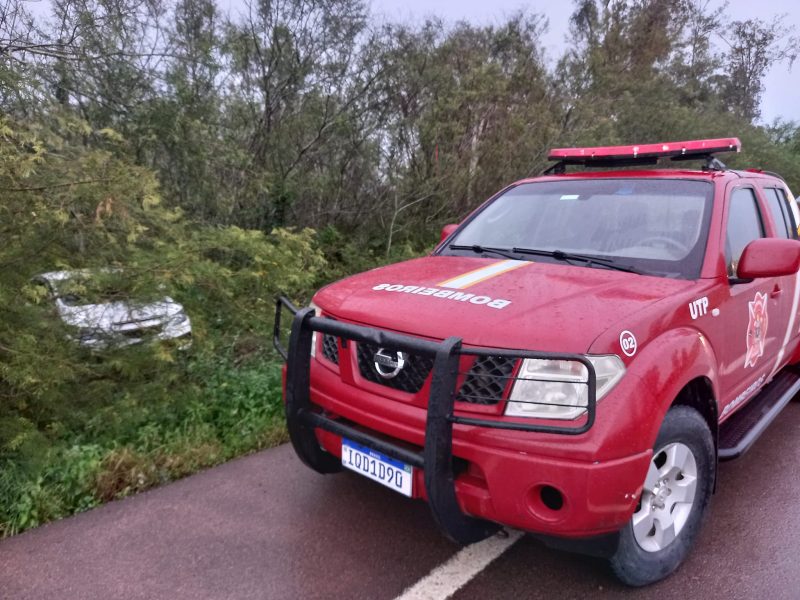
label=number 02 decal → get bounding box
[620,330,637,357]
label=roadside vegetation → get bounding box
[1,0,799,536]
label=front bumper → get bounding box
[275,297,643,542]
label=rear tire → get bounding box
[609,406,715,586]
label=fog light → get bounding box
[540,485,564,511]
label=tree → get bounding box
[377,13,561,250]
[220,0,383,230]
[719,17,797,122]
[143,0,224,220]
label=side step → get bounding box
[719,369,800,461]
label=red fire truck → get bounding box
[275,138,800,585]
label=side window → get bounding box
[725,188,765,277]
[763,188,792,239]
[776,188,799,239]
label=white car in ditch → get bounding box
[34,270,192,349]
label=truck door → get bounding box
[758,184,800,371]
[717,184,788,419]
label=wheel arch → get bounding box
[670,376,718,446]
[620,326,720,455]
[670,376,719,492]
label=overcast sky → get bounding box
[371,0,800,124]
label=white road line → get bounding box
[394,530,523,600]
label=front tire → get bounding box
[609,406,715,586]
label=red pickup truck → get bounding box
[275,138,800,586]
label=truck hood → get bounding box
[315,256,695,353]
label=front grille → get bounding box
[321,334,339,364]
[457,356,517,405]
[356,342,434,393]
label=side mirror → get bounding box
[440,224,458,244]
[737,238,800,279]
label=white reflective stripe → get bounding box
[394,530,523,600]
[771,271,800,376]
[437,260,529,290]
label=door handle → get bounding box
[770,285,782,299]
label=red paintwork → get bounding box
[316,256,694,353]
[300,165,800,538]
[548,137,741,161]
[738,238,800,279]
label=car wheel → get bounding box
[609,406,715,586]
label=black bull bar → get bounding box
[274,296,597,544]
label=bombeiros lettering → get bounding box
[371,283,511,309]
[721,374,766,417]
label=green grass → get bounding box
[0,356,288,537]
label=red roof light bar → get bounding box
[548,137,741,164]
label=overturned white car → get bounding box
[34,270,192,349]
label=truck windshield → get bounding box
[442,178,714,279]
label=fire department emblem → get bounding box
[745,291,769,368]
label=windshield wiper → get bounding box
[511,247,645,274]
[449,244,646,274]
[448,244,521,261]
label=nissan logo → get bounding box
[373,348,407,379]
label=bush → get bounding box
[0,357,289,537]
[0,115,316,536]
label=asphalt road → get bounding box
[3,404,800,600]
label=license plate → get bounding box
[341,438,413,497]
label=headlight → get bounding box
[309,302,321,357]
[505,355,625,420]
